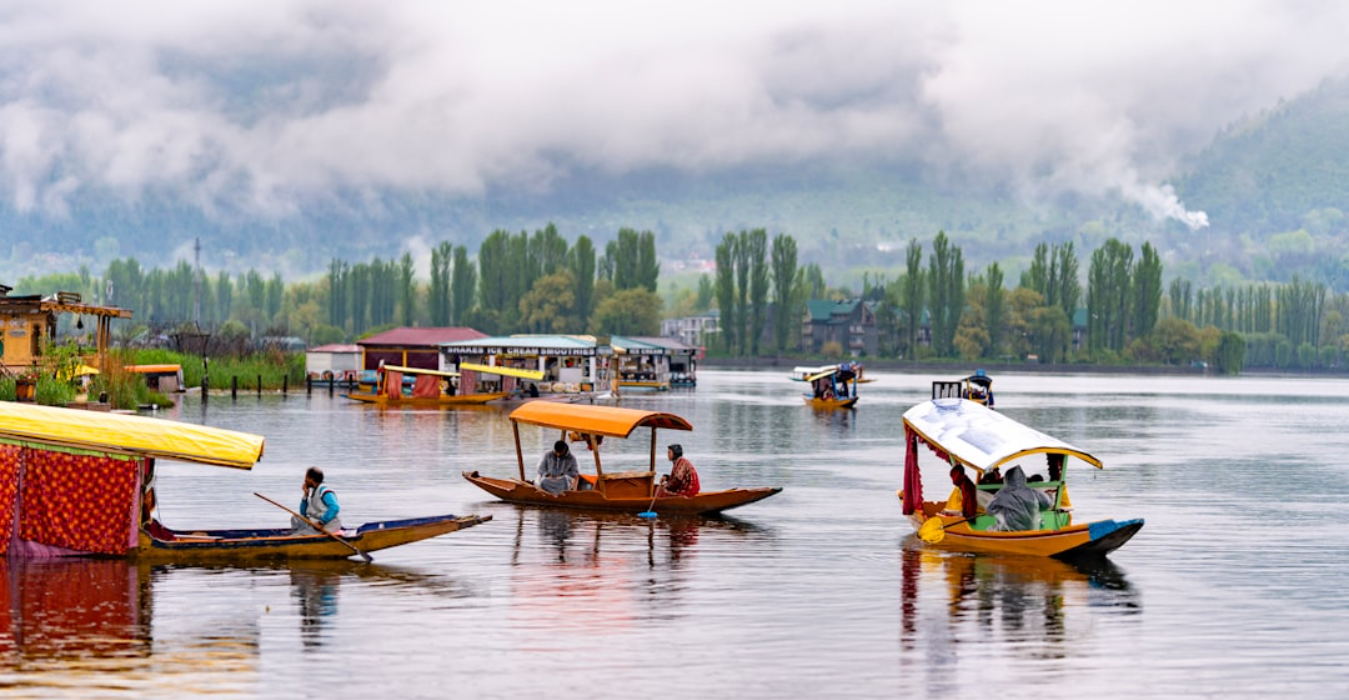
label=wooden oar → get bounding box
[254,492,373,563]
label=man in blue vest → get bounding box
[293,467,343,534]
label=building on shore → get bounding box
[357,327,487,372]
[0,284,132,373]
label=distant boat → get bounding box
[342,363,539,406]
[789,362,866,409]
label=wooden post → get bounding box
[513,422,525,481]
[256,375,261,397]
[231,376,238,399]
[649,426,658,497]
[306,375,312,395]
[282,374,288,394]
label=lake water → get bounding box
[3,369,1348,699]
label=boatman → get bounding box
[537,441,580,494]
[293,467,343,534]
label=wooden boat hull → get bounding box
[132,514,491,562]
[463,471,780,515]
[343,392,507,406]
[803,396,858,409]
[902,499,1142,559]
[617,380,670,391]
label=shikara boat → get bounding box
[344,362,544,406]
[790,362,866,409]
[462,402,782,514]
[135,514,488,563]
[931,369,995,408]
[0,401,489,561]
[897,398,1142,559]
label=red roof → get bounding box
[358,327,487,347]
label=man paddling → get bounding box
[293,467,343,534]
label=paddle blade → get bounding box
[637,511,657,519]
[918,517,947,544]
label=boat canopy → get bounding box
[459,362,546,380]
[509,402,692,438]
[902,398,1101,473]
[0,402,265,469]
[791,364,839,380]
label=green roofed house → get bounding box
[801,299,878,357]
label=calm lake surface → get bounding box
[3,369,1348,699]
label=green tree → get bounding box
[590,287,663,336]
[770,234,798,352]
[1214,330,1245,374]
[1088,238,1133,353]
[451,245,476,325]
[398,253,416,326]
[567,235,597,329]
[927,231,965,357]
[1133,242,1163,339]
[429,241,453,325]
[714,233,738,354]
[902,239,925,359]
[520,270,579,333]
[696,274,713,312]
[983,262,1005,357]
[744,229,769,355]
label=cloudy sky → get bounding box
[2,0,1347,230]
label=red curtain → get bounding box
[902,429,922,514]
[384,370,403,398]
[458,369,478,395]
[411,374,441,398]
[0,445,20,554]
[19,449,138,555]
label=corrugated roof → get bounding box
[308,344,361,353]
[628,336,697,353]
[359,327,487,347]
[442,334,601,352]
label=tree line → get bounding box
[13,225,1349,373]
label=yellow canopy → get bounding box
[509,402,692,438]
[460,362,546,380]
[0,402,265,469]
[384,364,460,378]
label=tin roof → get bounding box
[307,344,362,353]
[441,334,606,354]
[627,336,697,354]
[358,327,486,347]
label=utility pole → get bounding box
[193,237,202,325]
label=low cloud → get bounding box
[2,0,1347,230]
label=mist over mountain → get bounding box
[4,2,1349,290]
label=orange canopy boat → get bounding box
[463,402,781,515]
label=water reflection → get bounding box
[0,558,152,661]
[290,565,341,650]
[900,542,1139,651]
[506,507,769,636]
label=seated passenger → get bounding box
[985,466,1051,531]
[948,465,977,518]
[537,440,580,494]
[655,444,700,497]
